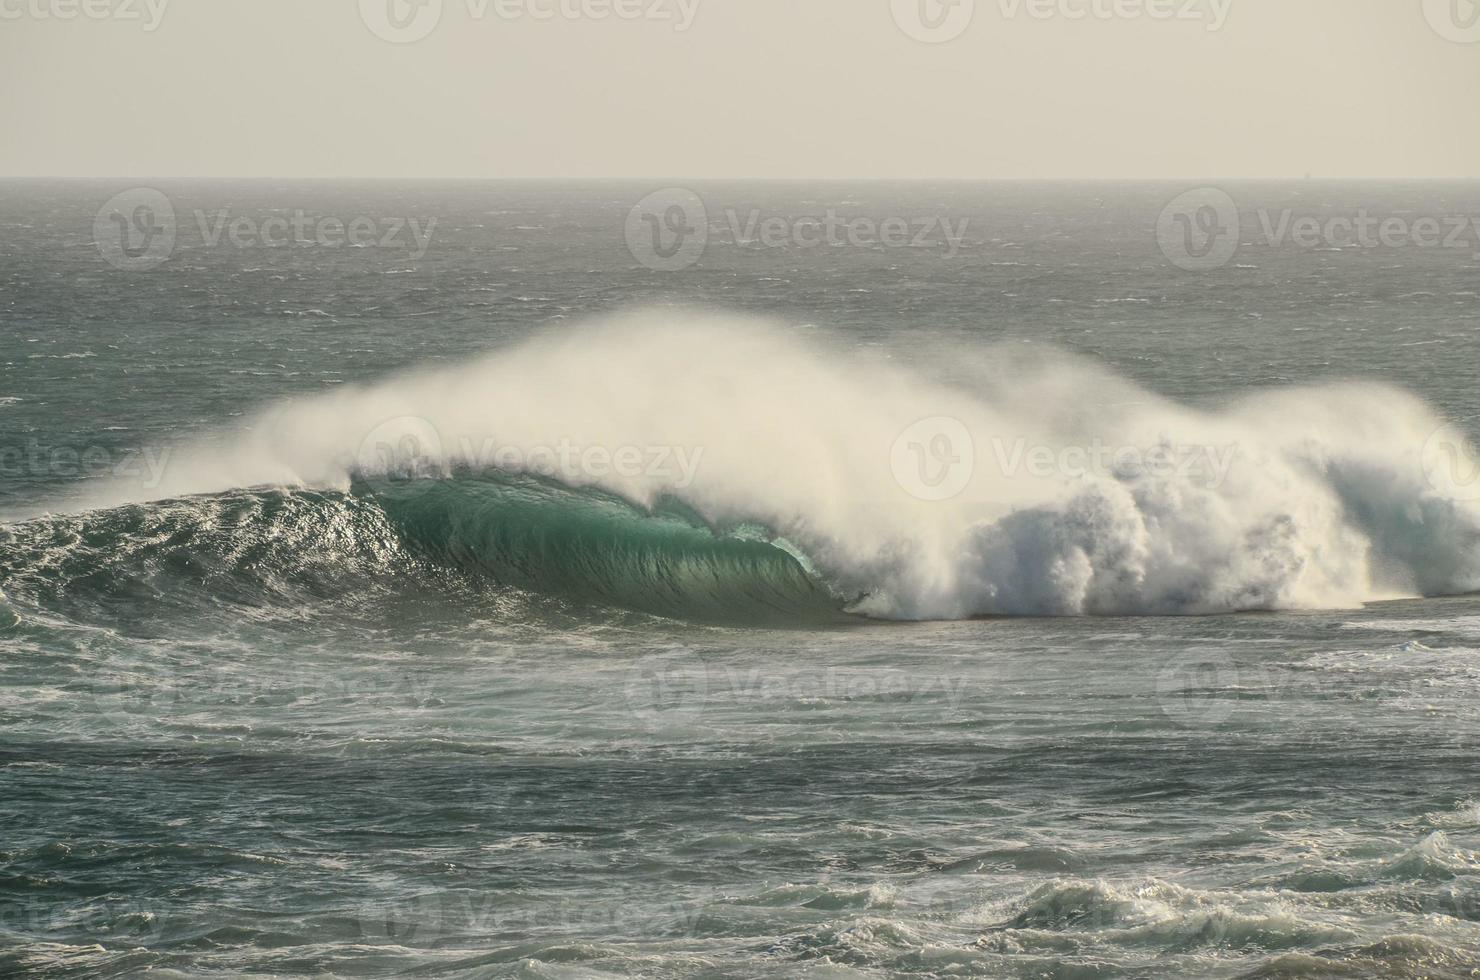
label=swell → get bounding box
[0,473,843,629]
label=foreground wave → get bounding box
[0,474,841,627]
[10,310,1480,621]
[371,470,840,622]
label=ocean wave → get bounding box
[0,475,838,628]
[11,310,1480,622]
[986,877,1354,951]
[1248,936,1480,979]
[1382,832,1480,883]
[369,470,841,623]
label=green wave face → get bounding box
[362,470,845,626]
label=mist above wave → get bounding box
[61,310,1480,619]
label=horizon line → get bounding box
[4,175,1480,183]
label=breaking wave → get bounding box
[9,310,1480,622]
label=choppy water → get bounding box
[4,181,1480,978]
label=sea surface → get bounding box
[4,181,1480,977]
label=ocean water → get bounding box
[4,180,1480,977]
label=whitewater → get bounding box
[44,310,1480,621]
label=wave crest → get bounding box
[24,310,1480,620]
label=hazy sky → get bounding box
[2,0,1476,178]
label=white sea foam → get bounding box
[60,310,1480,620]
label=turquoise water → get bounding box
[4,182,1480,977]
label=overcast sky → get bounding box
[2,0,1476,178]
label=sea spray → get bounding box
[45,309,1480,620]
